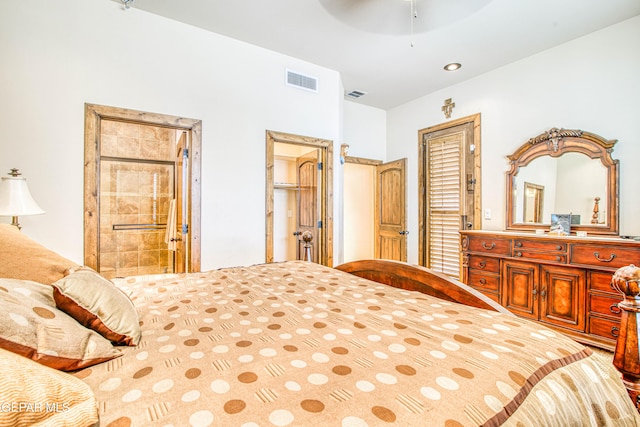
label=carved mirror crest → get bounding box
[505,128,619,235]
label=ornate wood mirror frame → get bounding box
[505,128,619,235]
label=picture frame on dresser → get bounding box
[549,213,571,236]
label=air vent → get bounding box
[286,69,318,93]
[345,90,367,99]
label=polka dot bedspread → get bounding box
[75,261,640,426]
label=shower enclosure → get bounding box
[84,104,202,276]
[97,119,181,279]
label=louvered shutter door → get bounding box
[427,136,462,279]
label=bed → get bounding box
[1,224,639,426]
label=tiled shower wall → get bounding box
[99,120,175,279]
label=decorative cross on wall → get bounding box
[442,98,455,118]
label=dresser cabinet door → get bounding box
[540,265,586,332]
[501,261,538,320]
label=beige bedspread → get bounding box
[75,261,640,426]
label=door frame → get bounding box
[418,113,481,268]
[266,130,333,266]
[83,103,202,272]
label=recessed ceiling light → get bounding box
[444,63,462,71]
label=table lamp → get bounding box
[0,168,45,230]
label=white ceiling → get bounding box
[121,0,640,110]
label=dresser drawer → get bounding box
[512,250,566,263]
[480,290,500,304]
[513,239,567,252]
[589,271,615,293]
[570,244,640,269]
[467,271,500,292]
[588,316,620,341]
[467,236,511,256]
[589,294,622,319]
[468,255,500,273]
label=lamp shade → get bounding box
[0,175,45,216]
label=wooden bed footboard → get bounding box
[335,259,511,315]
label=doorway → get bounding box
[272,143,321,262]
[523,182,544,223]
[343,156,407,262]
[343,157,379,262]
[84,104,202,277]
[265,131,333,266]
[418,114,481,279]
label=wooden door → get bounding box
[173,132,188,273]
[501,260,538,320]
[418,114,480,279]
[374,158,407,261]
[296,151,319,262]
[540,265,586,331]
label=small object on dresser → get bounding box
[549,213,571,236]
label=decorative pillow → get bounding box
[0,278,122,371]
[52,269,141,346]
[0,347,98,426]
[0,224,79,285]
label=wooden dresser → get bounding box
[460,230,640,350]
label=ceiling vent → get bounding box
[286,69,318,93]
[345,90,367,99]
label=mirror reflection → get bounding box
[513,152,607,226]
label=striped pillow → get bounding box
[0,278,122,371]
[0,347,98,426]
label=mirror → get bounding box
[506,128,619,235]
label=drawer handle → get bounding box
[479,278,486,285]
[532,288,538,300]
[594,252,616,263]
[540,289,547,300]
[514,241,522,248]
[514,251,522,257]
[482,242,496,250]
[478,261,486,269]
[611,326,619,338]
[556,245,563,250]
[609,304,622,315]
[556,256,561,262]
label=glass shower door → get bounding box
[99,160,174,279]
[96,119,177,279]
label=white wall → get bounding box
[339,101,387,264]
[2,1,637,270]
[342,102,387,160]
[386,16,640,264]
[0,0,343,270]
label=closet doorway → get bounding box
[84,104,202,278]
[344,156,407,263]
[265,131,333,266]
[418,113,481,279]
